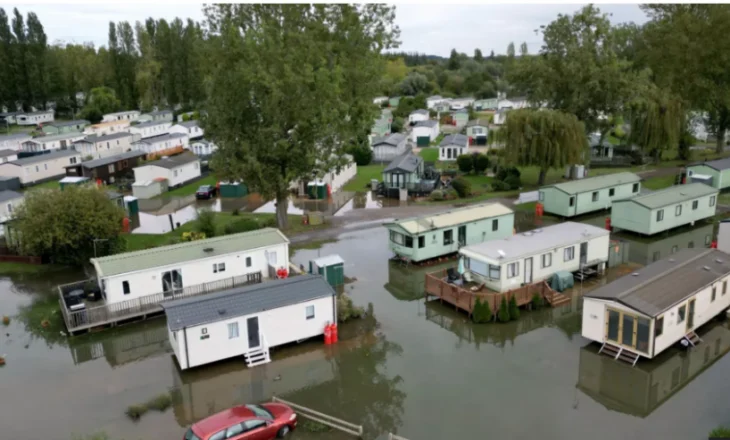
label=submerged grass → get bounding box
[301,419,332,433]
[125,392,173,421]
[0,262,69,275]
[17,295,69,344]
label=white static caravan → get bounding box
[459,222,610,293]
[408,109,429,125]
[170,120,204,139]
[133,152,200,187]
[16,110,54,126]
[21,132,85,153]
[129,121,173,139]
[102,110,141,123]
[90,228,290,305]
[84,120,131,136]
[131,132,189,155]
[0,133,31,151]
[0,150,81,185]
[163,275,337,370]
[73,132,135,160]
[582,249,730,364]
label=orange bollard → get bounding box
[324,323,332,345]
[331,324,338,344]
[605,217,612,231]
[712,240,718,249]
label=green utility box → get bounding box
[124,196,139,215]
[220,181,248,198]
[307,181,327,199]
[309,254,345,287]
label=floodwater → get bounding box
[2,214,730,440]
[131,190,397,234]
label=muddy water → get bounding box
[2,217,730,439]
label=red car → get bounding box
[184,403,297,440]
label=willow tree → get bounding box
[204,4,399,229]
[626,87,683,162]
[489,109,586,186]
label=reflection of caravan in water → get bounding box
[384,260,452,301]
[577,322,730,418]
[617,222,714,265]
[68,322,170,366]
[171,343,337,426]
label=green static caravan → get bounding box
[41,119,90,135]
[465,119,489,145]
[686,158,730,190]
[611,183,718,236]
[538,172,642,217]
[383,202,515,263]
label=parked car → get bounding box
[184,403,297,440]
[195,185,217,199]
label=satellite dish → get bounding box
[497,249,506,258]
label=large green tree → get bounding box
[489,109,586,185]
[641,5,730,153]
[13,186,126,265]
[205,4,398,229]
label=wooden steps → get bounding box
[598,342,641,366]
[574,267,597,281]
[684,330,702,347]
[548,292,571,307]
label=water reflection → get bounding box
[385,260,453,301]
[254,191,355,216]
[68,320,170,367]
[577,320,730,418]
[615,222,714,265]
[334,191,409,217]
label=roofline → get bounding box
[543,175,641,195]
[688,162,726,172]
[613,188,719,210]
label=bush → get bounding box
[231,208,239,216]
[224,218,261,235]
[391,117,404,133]
[181,231,206,242]
[348,143,373,166]
[456,154,474,173]
[710,426,730,438]
[491,180,510,191]
[531,293,544,309]
[429,189,445,201]
[2,316,9,326]
[508,295,520,320]
[451,177,472,198]
[125,405,148,421]
[472,297,492,323]
[145,393,172,412]
[497,297,510,323]
[196,209,217,237]
[337,293,365,323]
[496,166,521,182]
[473,154,490,173]
[503,174,522,190]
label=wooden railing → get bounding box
[58,271,262,332]
[424,269,556,317]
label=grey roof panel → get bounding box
[439,133,469,148]
[0,190,22,203]
[0,133,31,142]
[546,172,641,195]
[73,150,147,169]
[142,151,199,169]
[132,132,186,144]
[616,183,718,210]
[133,120,171,129]
[384,151,423,173]
[372,133,406,147]
[0,150,17,158]
[162,275,336,331]
[691,158,730,171]
[48,119,89,127]
[177,121,200,128]
[7,150,79,166]
[75,132,134,144]
[415,120,438,128]
[585,249,730,317]
[148,110,173,116]
[411,109,429,116]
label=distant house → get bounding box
[21,132,85,153]
[451,109,469,128]
[102,110,140,123]
[474,98,498,111]
[461,222,610,293]
[371,133,407,162]
[0,133,31,151]
[687,158,730,190]
[493,108,508,125]
[170,120,204,140]
[449,97,475,110]
[433,100,452,113]
[373,96,389,105]
[385,203,515,263]
[411,120,440,146]
[133,151,201,188]
[0,112,20,125]
[426,95,443,109]
[65,150,147,185]
[388,96,401,107]
[189,139,218,157]
[611,183,718,236]
[0,150,18,163]
[84,120,131,137]
[371,110,392,138]
[131,133,189,156]
[538,172,642,217]
[16,110,54,126]
[163,274,334,370]
[41,119,89,135]
[508,97,530,109]
[129,120,172,139]
[438,133,469,161]
[73,132,135,160]
[0,190,23,236]
[382,151,424,190]
[0,150,81,185]
[408,109,429,125]
[582,248,730,362]
[465,119,489,145]
[137,109,174,123]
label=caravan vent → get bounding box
[203,247,214,253]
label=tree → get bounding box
[399,72,429,96]
[474,48,483,62]
[206,5,399,229]
[12,186,126,265]
[391,116,404,133]
[346,139,373,166]
[0,9,16,109]
[473,153,490,173]
[196,209,217,237]
[626,87,683,161]
[497,296,510,322]
[447,48,460,70]
[472,297,492,323]
[506,42,515,58]
[508,294,520,320]
[489,109,586,185]
[80,86,121,122]
[451,176,472,197]
[642,5,730,153]
[456,154,473,173]
[384,58,408,85]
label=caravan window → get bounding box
[306,305,315,320]
[656,209,664,222]
[443,230,454,245]
[609,188,615,197]
[569,197,575,207]
[418,236,425,248]
[541,253,552,268]
[632,183,639,193]
[592,191,599,202]
[693,200,698,210]
[678,305,686,324]
[122,281,130,295]
[488,265,500,280]
[390,231,404,245]
[506,262,519,278]
[564,246,575,261]
[655,316,664,337]
[710,195,716,207]
[228,322,239,339]
[469,259,488,276]
[492,219,498,231]
[404,236,413,248]
[675,205,682,216]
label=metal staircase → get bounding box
[598,342,641,366]
[684,330,702,347]
[244,333,271,368]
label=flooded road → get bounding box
[2,212,730,440]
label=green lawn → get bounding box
[342,164,385,192]
[23,179,61,192]
[718,193,730,206]
[418,147,439,162]
[642,175,677,190]
[125,212,328,252]
[163,175,218,197]
[429,133,446,147]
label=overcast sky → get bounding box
[13,3,648,56]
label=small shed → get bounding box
[309,255,345,287]
[452,109,469,128]
[307,180,328,200]
[123,195,139,215]
[59,176,91,189]
[132,178,169,199]
[220,181,248,198]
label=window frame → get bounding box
[541,252,552,268]
[710,195,716,207]
[122,281,130,295]
[569,196,575,207]
[591,191,599,202]
[506,262,519,279]
[306,305,315,320]
[492,219,498,231]
[712,285,717,302]
[488,264,500,280]
[655,316,664,338]
[564,246,575,262]
[656,209,664,222]
[678,304,687,324]
[245,256,252,267]
[443,229,454,246]
[675,204,682,216]
[632,183,639,193]
[228,322,239,339]
[609,188,615,197]
[692,200,698,210]
[418,236,425,248]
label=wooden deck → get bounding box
[424,269,571,318]
[58,271,263,334]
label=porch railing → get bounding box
[58,271,262,332]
